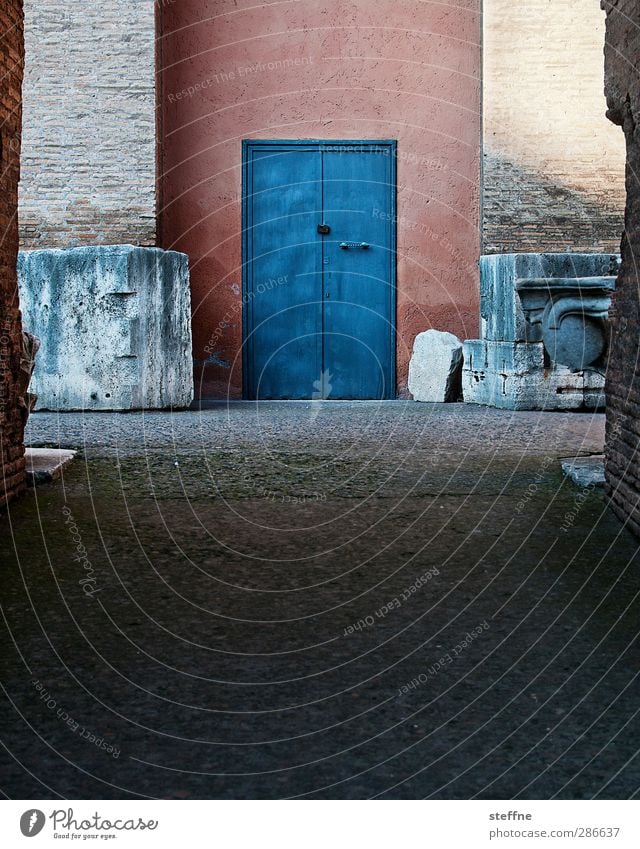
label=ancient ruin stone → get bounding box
[408,330,463,403]
[19,246,193,411]
[465,253,615,410]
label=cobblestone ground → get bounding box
[1,402,639,799]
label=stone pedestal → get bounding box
[463,253,617,411]
[464,340,606,411]
[18,246,193,411]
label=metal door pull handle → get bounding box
[340,242,370,249]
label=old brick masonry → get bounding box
[0,0,25,506]
[603,0,640,534]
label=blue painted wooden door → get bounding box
[243,141,396,399]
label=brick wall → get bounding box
[603,0,640,535]
[0,0,27,507]
[484,0,626,254]
[18,0,157,248]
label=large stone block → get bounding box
[466,253,616,412]
[408,330,463,402]
[480,253,618,342]
[463,340,605,411]
[19,246,193,411]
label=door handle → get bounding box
[339,242,370,250]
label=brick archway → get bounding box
[0,0,26,507]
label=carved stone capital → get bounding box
[516,276,616,370]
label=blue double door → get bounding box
[243,141,396,400]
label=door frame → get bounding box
[241,139,397,399]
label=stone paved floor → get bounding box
[1,402,639,799]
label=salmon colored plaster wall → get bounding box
[159,0,481,398]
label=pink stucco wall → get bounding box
[160,0,481,398]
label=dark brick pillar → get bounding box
[0,0,26,508]
[603,0,640,534]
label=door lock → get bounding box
[317,224,331,235]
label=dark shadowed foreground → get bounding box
[1,402,638,799]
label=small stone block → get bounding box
[26,448,76,485]
[561,455,606,488]
[409,329,463,403]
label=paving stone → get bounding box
[0,404,636,800]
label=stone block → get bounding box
[19,246,193,411]
[561,456,605,488]
[408,329,463,402]
[463,339,544,375]
[463,339,605,411]
[26,448,76,486]
[467,253,615,412]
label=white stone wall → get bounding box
[19,0,156,248]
